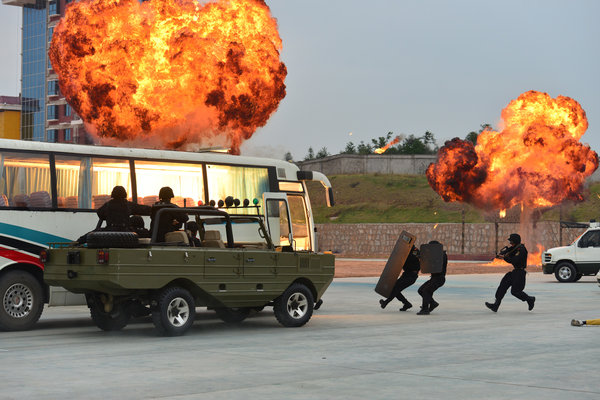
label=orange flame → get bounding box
[426,91,598,210]
[374,136,400,154]
[49,0,286,154]
[499,209,506,218]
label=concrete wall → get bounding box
[298,154,437,175]
[315,222,586,258]
[298,154,600,181]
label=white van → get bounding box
[542,222,600,282]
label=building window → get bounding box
[48,26,53,43]
[64,128,72,142]
[47,105,58,120]
[47,129,58,143]
[48,80,59,96]
[48,1,59,16]
[65,103,71,117]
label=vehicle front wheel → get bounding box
[215,307,251,324]
[152,287,195,336]
[273,283,314,327]
[89,301,130,331]
[555,262,577,283]
[0,270,44,331]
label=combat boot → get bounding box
[399,302,412,311]
[527,296,536,311]
[416,307,430,315]
[429,300,439,312]
[485,301,499,312]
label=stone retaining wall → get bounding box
[315,222,586,257]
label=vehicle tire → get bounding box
[0,270,44,331]
[273,283,314,327]
[152,287,195,336]
[555,262,577,283]
[86,231,139,248]
[89,302,130,331]
[215,307,251,323]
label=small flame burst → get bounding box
[499,209,506,218]
[374,136,401,154]
[49,0,286,154]
[427,91,598,210]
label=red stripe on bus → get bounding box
[0,247,44,270]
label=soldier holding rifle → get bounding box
[485,233,536,312]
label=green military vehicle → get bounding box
[42,205,334,336]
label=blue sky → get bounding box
[1,0,599,161]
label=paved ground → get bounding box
[1,272,599,400]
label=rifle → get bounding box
[496,244,522,259]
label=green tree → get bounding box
[466,123,493,145]
[316,147,330,159]
[304,147,315,161]
[357,141,372,155]
[398,134,429,154]
[341,142,357,154]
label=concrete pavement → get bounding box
[1,272,599,399]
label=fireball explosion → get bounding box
[49,0,287,154]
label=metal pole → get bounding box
[461,208,465,254]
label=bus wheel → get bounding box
[274,283,314,327]
[0,270,44,331]
[152,287,195,336]
[89,301,130,331]
[215,307,250,323]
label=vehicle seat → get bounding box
[165,231,190,245]
[202,230,225,248]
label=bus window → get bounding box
[206,164,269,212]
[134,160,204,207]
[55,156,131,209]
[288,195,311,251]
[0,151,52,208]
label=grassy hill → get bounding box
[305,174,600,224]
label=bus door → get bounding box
[263,193,293,250]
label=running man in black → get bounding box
[379,246,420,311]
[416,240,447,315]
[485,233,535,312]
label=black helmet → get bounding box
[158,186,174,200]
[508,233,521,244]
[111,185,127,199]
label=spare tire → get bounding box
[86,231,139,248]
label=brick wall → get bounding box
[315,222,586,257]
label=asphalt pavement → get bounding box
[1,272,599,400]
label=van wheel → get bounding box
[0,271,44,331]
[152,287,195,336]
[274,283,314,327]
[215,307,250,323]
[89,302,130,331]
[555,262,577,282]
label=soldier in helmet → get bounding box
[485,233,535,312]
[150,186,189,242]
[96,186,151,231]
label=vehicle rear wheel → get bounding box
[89,301,130,331]
[215,307,251,323]
[152,287,195,336]
[555,262,577,283]
[273,283,314,327]
[0,270,44,331]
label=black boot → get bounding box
[485,301,499,312]
[527,296,535,311]
[380,299,390,309]
[416,307,430,315]
[429,300,439,312]
[399,302,412,311]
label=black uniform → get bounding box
[96,199,151,231]
[418,250,447,313]
[487,242,535,311]
[150,201,189,242]
[380,249,420,311]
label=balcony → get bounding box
[2,0,38,6]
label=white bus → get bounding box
[0,138,333,331]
